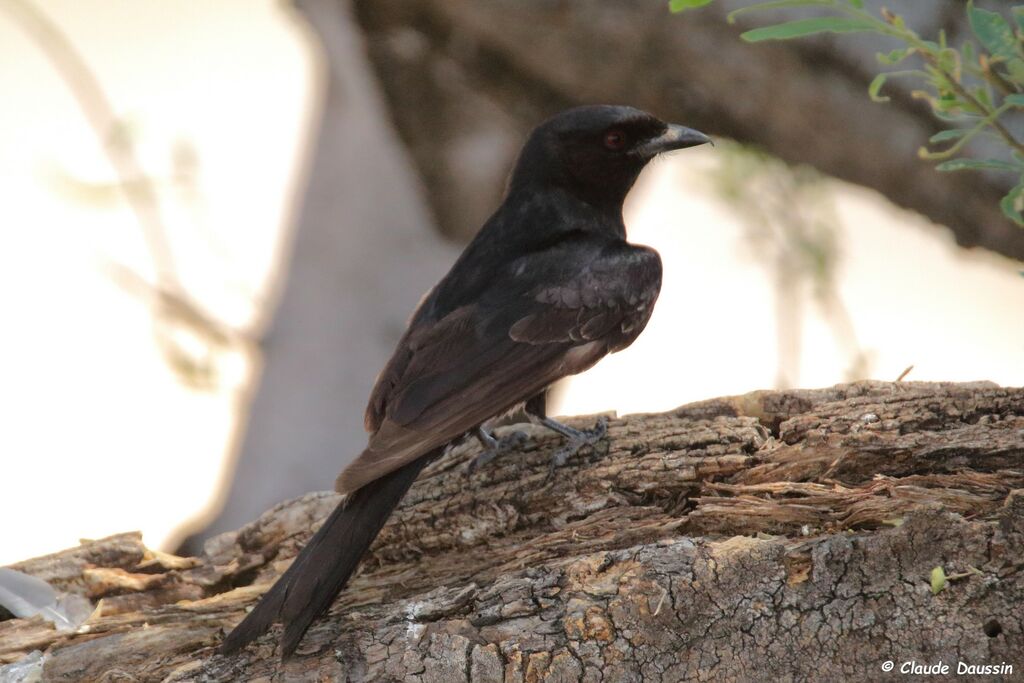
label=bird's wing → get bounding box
[338,240,662,493]
[506,243,662,349]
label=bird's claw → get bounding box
[467,430,529,473]
[548,416,608,472]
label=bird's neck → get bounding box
[424,188,626,321]
[506,184,628,241]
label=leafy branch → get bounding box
[670,0,1024,225]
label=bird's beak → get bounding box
[635,124,712,157]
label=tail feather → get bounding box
[219,452,436,657]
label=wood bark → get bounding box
[352,0,1024,261]
[2,381,1022,681]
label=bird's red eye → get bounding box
[603,129,627,151]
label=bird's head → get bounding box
[509,105,711,211]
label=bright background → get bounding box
[1,1,1021,565]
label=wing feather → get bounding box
[338,239,662,494]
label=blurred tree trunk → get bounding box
[185,0,456,543]
[4,382,1022,681]
[353,0,1024,260]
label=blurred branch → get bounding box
[354,0,1024,259]
[0,0,251,388]
[708,144,871,387]
[105,263,255,390]
[0,0,178,283]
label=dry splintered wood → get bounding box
[1,381,1022,682]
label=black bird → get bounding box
[219,104,711,657]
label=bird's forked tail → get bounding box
[219,452,435,657]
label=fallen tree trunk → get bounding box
[1,381,1022,681]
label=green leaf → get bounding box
[962,40,976,66]
[929,129,970,143]
[1006,58,1024,84]
[972,85,994,110]
[847,0,863,7]
[1002,197,1024,224]
[931,566,947,595]
[1001,181,1024,225]
[936,92,961,113]
[968,0,1020,60]
[740,17,877,42]
[934,110,981,122]
[1013,6,1024,33]
[869,73,891,102]
[726,0,834,25]
[936,157,1021,172]
[937,47,958,73]
[669,0,714,12]
[1005,93,1024,106]
[877,47,911,65]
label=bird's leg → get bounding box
[522,391,608,468]
[466,392,547,472]
[535,415,609,469]
[467,425,528,473]
[466,391,608,473]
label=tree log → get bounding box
[2,381,1022,681]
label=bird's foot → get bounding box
[467,428,529,473]
[544,416,609,470]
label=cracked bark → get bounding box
[2,381,1023,681]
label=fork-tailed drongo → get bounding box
[219,104,711,657]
